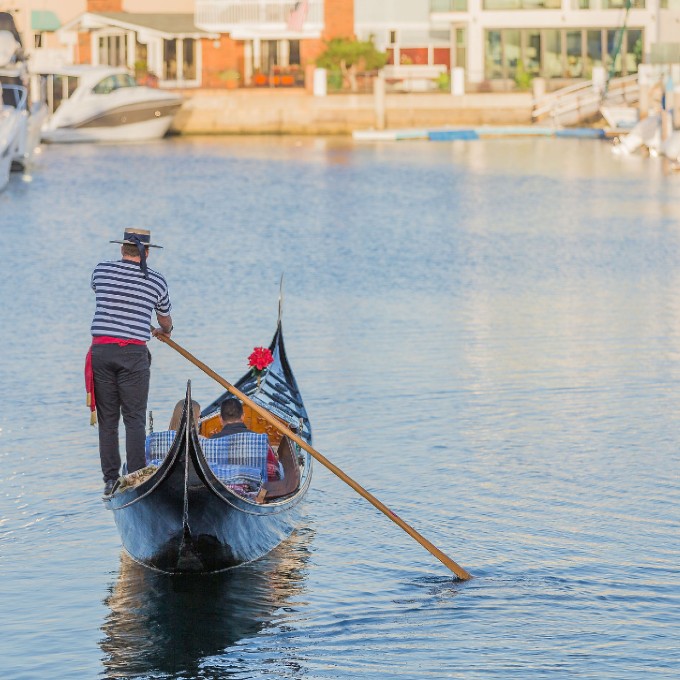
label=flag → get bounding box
[287,0,308,32]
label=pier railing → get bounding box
[532,74,639,126]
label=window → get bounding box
[485,31,502,79]
[544,30,562,78]
[34,32,43,49]
[484,0,560,7]
[93,73,137,95]
[586,29,603,77]
[484,27,643,82]
[606,29,623,77]
[626,29,643,73]
[455,27,467,70]
[525,30,541,76]
[289,39,301,66]
[430,0,468,9]
[566,31,583,78]
[183,38,196,81]
[98,34,128,67]
[164,39,177,80]
[505,30,521,78]
[603,0,645,7]
[389,30,397,45]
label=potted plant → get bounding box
[218,69,241,89]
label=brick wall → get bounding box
[301,0,355,69]
[324,0,354,40]
[201,36,245,88]
[87,0,123,11]
[301,38,326,66]
[76,32,92,64]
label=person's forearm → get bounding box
[158,315,173,333]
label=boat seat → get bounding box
[263,437,301,500]
[145,430,178,465]
[209,464,263,489]
[201,432,270,482]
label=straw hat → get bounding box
[110,228,163,249]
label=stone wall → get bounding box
[171,90,533,135]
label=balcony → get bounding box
[195,0,324,34]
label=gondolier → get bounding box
[87,228,173,496]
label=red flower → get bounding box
[248,346,274,372]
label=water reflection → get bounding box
[101,529,312,678]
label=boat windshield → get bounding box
[92,73,137,95]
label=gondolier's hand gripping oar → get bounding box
[151,328,473,581]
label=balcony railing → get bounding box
[195,0,324,30]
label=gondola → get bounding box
[104,320,312,574]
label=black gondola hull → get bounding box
[110,482,304,572]
[105,321,312,574]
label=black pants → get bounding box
[92,343,151,483]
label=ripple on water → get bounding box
[0,137,678,679]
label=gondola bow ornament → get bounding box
[248,346,274,387]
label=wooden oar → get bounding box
[153,330,473,580]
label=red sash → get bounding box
[85,337,146,425]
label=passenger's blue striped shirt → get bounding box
[90,259,171,341]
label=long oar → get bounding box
[153,331,473,580]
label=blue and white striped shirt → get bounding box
[90,260,172,341]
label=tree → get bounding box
[316,37,387,92]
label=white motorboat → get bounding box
[38,66,183,143]
[0,14,44,172]
[0,88,22,190]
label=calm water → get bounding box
[0,136,678,679]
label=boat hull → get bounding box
[109,451,306,573]
[0,106,21,189]
[106,321,312,574]
[42,104,180,143]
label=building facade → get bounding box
[355,0,453,69]
[431,0,680,88]
[194,0,355,85]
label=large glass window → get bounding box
[483,0,560,7]
[485,30,502,80]
[606,29,623,77]
[586,29,603,77]
[566,31,583,78]
[484,27,643,82]
[602,0,645,7]
[625,29,643,74]
[505,30,521,79]
[524,30,541,76]
[430,0,468,10]
[544,30,562,78]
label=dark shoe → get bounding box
[103,480,116,497]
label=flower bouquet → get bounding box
[248,346,274,388]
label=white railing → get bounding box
[533,74,639,125]
[195,0,324,30]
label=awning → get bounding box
[31,10,60,32]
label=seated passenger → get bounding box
[210,398,282,481]
[145,399,202,466]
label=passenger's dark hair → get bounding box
[220,398,243,422]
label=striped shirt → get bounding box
[91,259,172,342]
